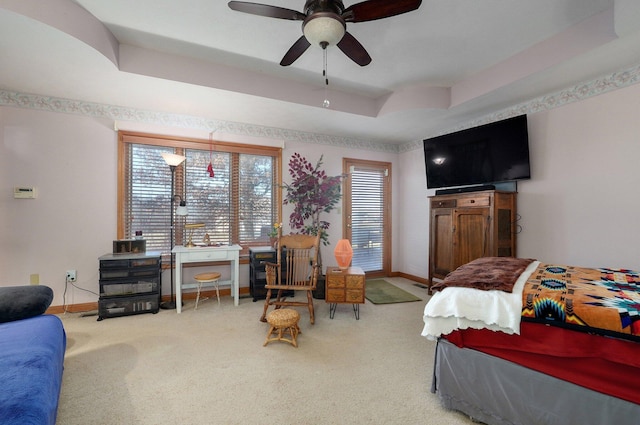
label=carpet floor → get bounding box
[56,277,475,425]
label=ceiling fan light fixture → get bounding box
[303,14,346,47]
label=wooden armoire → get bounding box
[428,190,517,292]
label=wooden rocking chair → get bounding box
[260,229,321,325]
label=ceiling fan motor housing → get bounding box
[303,0,345,15]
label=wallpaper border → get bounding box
[2,62,639,154]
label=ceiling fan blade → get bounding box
[342,0,422,23]
[228,1,306,20]
[280,36,312,66]
[337,32,372,66]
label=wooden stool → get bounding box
[193,272,221,309]
[263,308,301,347]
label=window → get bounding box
[343,159,391,275]
[118,132,281,254]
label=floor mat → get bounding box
[365,280,423,304]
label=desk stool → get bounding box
[263,308,301,347]
[193,272,221,310]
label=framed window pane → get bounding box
[238,154,276,244]
[118,132,281,253]
[185,150,231,246]
[124,144,174,251]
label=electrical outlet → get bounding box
[66,270,77,282]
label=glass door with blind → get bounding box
[342,159,391,275]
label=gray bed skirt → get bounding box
[432,338,639,425]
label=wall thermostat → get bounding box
[14,187,37,199]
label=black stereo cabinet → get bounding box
[249,246,293,302]
[98,252,162,320]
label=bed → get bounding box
[422,257,640,425]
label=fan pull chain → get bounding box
[323,47,330,109]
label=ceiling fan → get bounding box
[228,0,422,67]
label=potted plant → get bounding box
[267,222,281,248]
[282,153,344,298]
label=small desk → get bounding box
[173,245,242,313]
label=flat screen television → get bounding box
[423,115,531,190]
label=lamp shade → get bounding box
[175,201,188,216]
[334,239,353,270]
[303,14,346,47]
[161,152,186,167]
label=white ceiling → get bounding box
[2,0,640,146]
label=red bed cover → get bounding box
[445,323,640,405]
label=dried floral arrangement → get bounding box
[283,153,343,245]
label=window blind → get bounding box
[124,144,175,250]
[185,150,231,246]
[238,154,277,244]
[350,167,385,272]
[119,132,281,253]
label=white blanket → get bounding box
[421,261,540,340]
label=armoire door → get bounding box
[453,208,490,268]
[430,207,454,279]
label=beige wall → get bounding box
[2,81,640,308]
[0,107,399,307]
[398,81,640,277]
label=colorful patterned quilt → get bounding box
[522,263,640,341]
